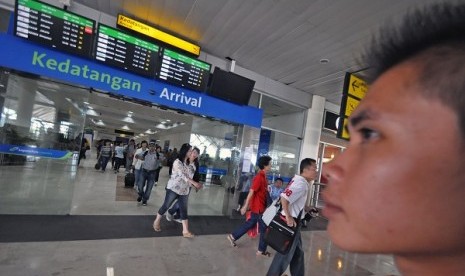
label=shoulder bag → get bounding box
[263,209,303,255]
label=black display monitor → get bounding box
[157,48,211,92]
[14,0,95,58]
[207,67,255,105]
[95,24,160,78]
[323,110,339,132]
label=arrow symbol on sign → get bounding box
[352,80,359,91]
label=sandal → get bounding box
[183,232,195,238]
[227,234,237,247]
[256,251,272,257]
[153,220,161,232]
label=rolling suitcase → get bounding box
[124,172,135,188]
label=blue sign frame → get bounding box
[0,32,263,128]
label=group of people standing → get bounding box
[95,139,137,174]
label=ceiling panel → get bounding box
[0,0,457,107]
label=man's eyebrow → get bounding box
[349,109,376,129]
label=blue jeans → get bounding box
[158,189,189,220]
[138,169,156,201]
[134,169,143,190]
[231,212,267,253]
[169,187,192,218]
[266,229,304,276]
[125,157,133,172]
[114,157,124,171]
[100,156,110,171]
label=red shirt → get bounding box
[249,170,268,214]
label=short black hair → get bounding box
[300,158,316,174]
[257,155,271,170]
[365,3,465,138]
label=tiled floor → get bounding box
[0,231,399,276]
[0,152,400,275]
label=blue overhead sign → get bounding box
[0,33,263,128]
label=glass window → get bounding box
[260,94,305,137]
[0,71,89,214]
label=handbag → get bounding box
[262,198,280,226]
[263,210,303,255]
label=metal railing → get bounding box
[310,182,326,209]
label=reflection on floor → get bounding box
[0,152,400,275]
[70,152,225,216]
[0,231,399,275]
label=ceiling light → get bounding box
[122,116,135,123]
[121,125,130,130]
[92,119,105,126]
[319,58,330,64]
[166,119,171,122]
[83,101,89,105]
[86,109,99,116]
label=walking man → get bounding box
[267,158,318,276]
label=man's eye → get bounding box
[359,127,379,141]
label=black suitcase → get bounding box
[124,172,135,187]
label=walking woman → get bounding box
[227,155,272,256]
[153,143,202,238]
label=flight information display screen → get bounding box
[14,0,95,58]
[95,24,160,78]
[158,48,211,92]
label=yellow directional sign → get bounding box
[337,73,368,140]
[341,118,350,140]
[117,14,200,56]
[347,74,368,99]
[344,95,360,117]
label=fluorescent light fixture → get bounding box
[282,153,295,159]
[86,109,99,116]
[122,116,135,123]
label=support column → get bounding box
[6,75,36,137]
[300,95,325,160]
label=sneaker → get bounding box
[166,212,173,222]
[142,201,147,206]
[137,196,142,202]
[154,182,158,186]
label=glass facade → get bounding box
[0,70,88,214]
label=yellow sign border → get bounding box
[117,14,200,56]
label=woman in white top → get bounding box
[153,143,202,238]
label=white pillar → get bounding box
[300,95,325,160]
[6,76,36,136]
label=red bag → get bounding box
[246,211,259,238]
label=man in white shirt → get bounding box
[267,158,318,276]
[132,140,148,192]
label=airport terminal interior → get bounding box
[1,0,452,275]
